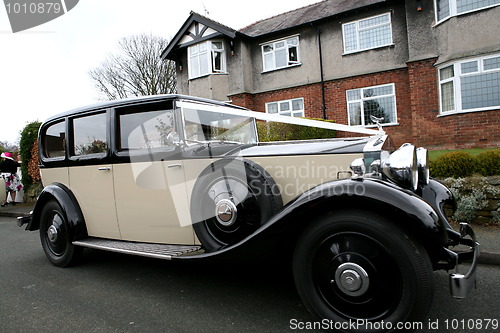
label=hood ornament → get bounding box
[370,115,384,132]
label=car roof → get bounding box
[43,94,246,123]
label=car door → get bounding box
[67,110,121,239]
[112,102,195,245]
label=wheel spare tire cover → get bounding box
[191,158,282,251]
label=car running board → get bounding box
[73,238,203,260]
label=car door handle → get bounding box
[98,166,111,171]
[167,163,182,168]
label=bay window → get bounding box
[439,53,500,114]
[435,0,500,22]
[188,40,226,79]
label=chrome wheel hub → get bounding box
[334,262,370,297]
[47,224,59,243]
[215,199,238,227]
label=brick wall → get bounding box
[230,93,254,111]
[408,58,500,149]
[322,68,412,146]
[228,62,499,149]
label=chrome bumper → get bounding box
[17,214,32,229]
[448,223,480,299]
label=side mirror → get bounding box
[166,132,182,146]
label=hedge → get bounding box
[430,149,500,178]
[476,149,500,176]
[19,121,41,192]
[257,118,336,142]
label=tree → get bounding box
[0,141,18,154]
[89,34,176,100]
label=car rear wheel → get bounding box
[191,159,282,251]
[293,210,434,332]
[39,200,83,267]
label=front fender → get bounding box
[270,177,443,243]
[27,183,87,241]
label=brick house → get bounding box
[161,0,500,149]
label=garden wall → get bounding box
[442,176,500,225]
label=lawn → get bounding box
[428,148,495,161]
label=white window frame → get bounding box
[265,98,305,117]
[341,13,393,54]
[188,40,227,79]
[346,83,398,127]
[261,35,301,72]
[438,53,500,115]
[435,0,500,23]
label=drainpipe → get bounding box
[312,23,327,120]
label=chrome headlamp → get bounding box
[416,147,429,185]
[381,143,418,191]
[350,138,429,192]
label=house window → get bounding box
[266,98,304,117]
[347,84,398,126]
[188,40,226,79]
[342,13,393,54]
[435,0,500,22]
[439,53,500,114]
[261,36,300,72]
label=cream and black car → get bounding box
[18,94,478,332]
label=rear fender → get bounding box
[28,183,87,241]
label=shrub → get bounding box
[257,118,336,142]
[19,121,41,192]
[476,149,500,176]
[28,139,41,183]
[430,151,476,178]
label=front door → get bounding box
[112,103,195,245]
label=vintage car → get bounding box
[18,94,478,332]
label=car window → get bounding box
[183,108,257,144]
[44,120,66,158]
[118,109,176,151]
[72,112,107,156]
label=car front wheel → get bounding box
[293,210,434,332]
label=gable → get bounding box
[161,12,237,60]
[179,22,219,45]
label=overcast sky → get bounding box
[0,0,320,145]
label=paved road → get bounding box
[1,216,499,333]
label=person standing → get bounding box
[0,152,23,207]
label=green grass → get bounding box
[428,148,495,161]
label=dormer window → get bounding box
[188,40,227,79]
[261,35,300,72]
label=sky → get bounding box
[0,0,320,145]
